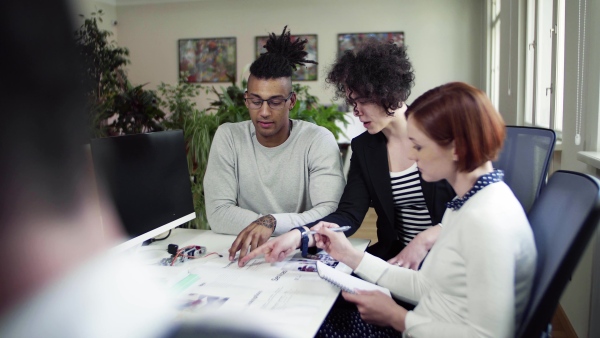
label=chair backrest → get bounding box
[518,170,600,337]
[493,126,556,212]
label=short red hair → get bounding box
[405,82,505,172]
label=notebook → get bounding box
[316,261,391,297]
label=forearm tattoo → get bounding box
[256,214,276,231]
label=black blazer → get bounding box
[307,131,455,259]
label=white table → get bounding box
[137,228,369,338]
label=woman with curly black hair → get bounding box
[320,39,456,265]
[241,40,455,269]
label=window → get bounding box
[524,0,565,138]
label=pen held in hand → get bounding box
[308,225,351,236]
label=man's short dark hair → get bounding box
[250,26,317,80]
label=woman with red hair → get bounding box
[291,82,536,336]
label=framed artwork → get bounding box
[255,34,318,81]
[178,37,236,83]
[337,32,405,56]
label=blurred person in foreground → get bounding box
[0,1,275,337]
[0,1,176,337]
[247,82,537,337]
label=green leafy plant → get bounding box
[181,110,221,228]
[109,82,165,135]
[291,82,319,108]
[207,74,246,109]
[158,75,217,229]
[75,10,165,137]
[157,73,203,131]
[289,83,349,140]
[207,76,249,123]
[75,9,128,137]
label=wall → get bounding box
[556,1,599,336]
[111,0,484,110]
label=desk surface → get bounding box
[137,228,370,338]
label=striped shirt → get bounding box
[391,163,433,245]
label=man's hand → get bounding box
[228,215,276,265]
[387,224,441,270]
[238,229,303,267]
[342,290,407,332]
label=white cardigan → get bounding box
[355,182,537,338]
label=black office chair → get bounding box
[493,126,556,212]
[517,170,600,338]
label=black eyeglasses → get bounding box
[244,92,294,110]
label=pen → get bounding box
[308,225,351,235]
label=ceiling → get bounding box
[97,0,223,5]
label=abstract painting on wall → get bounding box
[179,37,236,83]
[337,32,404,56]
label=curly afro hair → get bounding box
[326,40,415,116]
[250,26,317,79]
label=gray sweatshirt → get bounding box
[203,120,345,235]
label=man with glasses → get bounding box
[203,26,345,264]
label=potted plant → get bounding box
[75,10,165,137]
[158,77,220,229]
